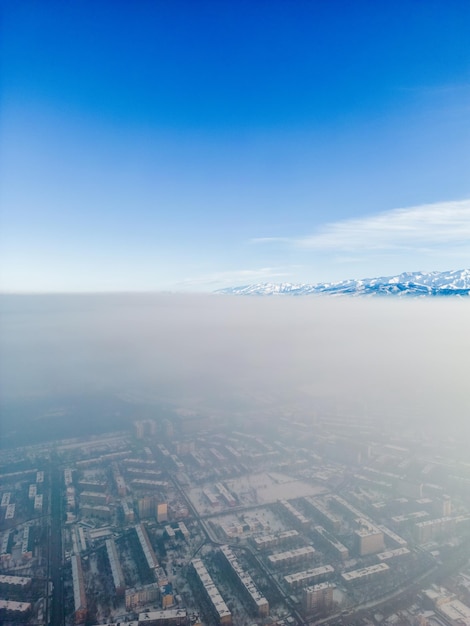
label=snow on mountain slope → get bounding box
[216,269,470,296]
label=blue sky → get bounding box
[1,0,469,292]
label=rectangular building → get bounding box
[341,563,389,586]
[138,608,189,625]
[1,493,10,507]
[355,526,385,556]
[313,525,349,561]
[115,474,127,497]
[302,582,335,614]
[157,503,168,523]
[165,525,176,539]
[80,491,108,505]
[106,539,125,595]
[215,483,237,507]
[0,600,32,619]
[219,546,269,616]
[71,554,87,624]
[122,499,135,523]
[81,504,112,520]
[0,531,12,563]
[64,468,74,486]
[22,526,32,559]
[125,583,159,610]
[268,546,315,569]
[191,558,232,625]
[284,565,335,589]
[414,516,461,543]
[253,529,299,551]
[178,522,190,541]
[304,497,341,532]
[392,511,429,526]
[377,524,408,548]
[135,523,159,573]
[278,500,310,528]
[376,547,411,562]
[78,526,87,552]
[78,480,107,493]
[0,575,32,591]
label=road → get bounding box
[49,457,64,626]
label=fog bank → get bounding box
[1,294,469,435]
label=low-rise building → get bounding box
[5,504,15,521]
[125,583,159,610]
[0,599,32,619]
[0,575,32,591]
[71,554,87,624]
[284,565,335,589]
[106,539,125,596]
[1,493,10,507]
[81,504,112,520]
[135,523,159,573]
[80,491,108,505]
[268,546,315,569]
[215,482,237,507]
[313,525,349,560]
[219,545,269,617]
[278,500,310,529]
[0,531,12,563]
[341,563,390,585]
[138,608,189,625]
[376,547,411,563]
[304,497,341,532]
[377,524,408,547]
[122,499,135,523]
[253,529,299,551]
[191,558,231,625]
[22,525,32,560]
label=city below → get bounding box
[1,412,470,626]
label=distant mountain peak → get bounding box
[215,269,470,297]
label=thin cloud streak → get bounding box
[250,237,291,245]
[299,199,470,252]
[252,199,470,254]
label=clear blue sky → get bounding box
[1,0,469,292]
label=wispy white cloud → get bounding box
[250,237,291,244]
[177,267,293,287]
[300,199,470,251]
[253,199,470,253]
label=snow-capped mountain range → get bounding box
[216,269,470,297]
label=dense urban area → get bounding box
[2,412,470,626]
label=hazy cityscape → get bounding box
[1,294,470,625]
[1,1,470,626]
[2,376,470,626]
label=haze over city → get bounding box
[1,294,470,433]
